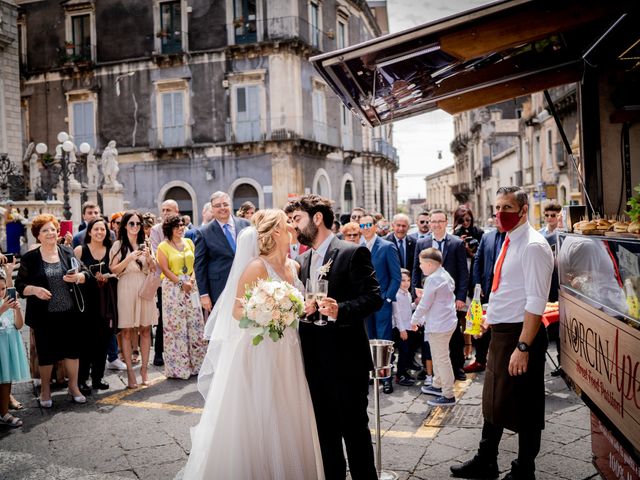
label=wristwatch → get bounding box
[517,341,529,352]
[177,280,184,288]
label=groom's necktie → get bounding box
[223,223,236,252]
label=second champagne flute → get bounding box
[314,279,328,326]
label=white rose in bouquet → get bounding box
[239,279,305,345]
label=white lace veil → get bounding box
[197,226,258,399]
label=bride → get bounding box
[183,209,324,479]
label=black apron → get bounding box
[482,322,548,432]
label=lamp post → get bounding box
[35,132,91,221]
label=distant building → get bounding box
[17,0,398,220]
[0,0,23,171]
[424,165,456,215]
[450,86,581,227]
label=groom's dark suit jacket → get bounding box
[297,236,383,375]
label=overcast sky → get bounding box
[387,0,493,201]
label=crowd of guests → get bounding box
[0,193,560,435]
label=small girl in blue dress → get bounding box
[0,272,30,428]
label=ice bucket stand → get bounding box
[369,339,398,480]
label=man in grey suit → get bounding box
[194,191,250,311]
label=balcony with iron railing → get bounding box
[228,16,345,52]
[371,138,399,167]
[224,117,342,147]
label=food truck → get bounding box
[310,1,640,478]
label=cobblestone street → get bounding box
[0,342,599,480]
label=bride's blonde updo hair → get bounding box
[252,209,288,255]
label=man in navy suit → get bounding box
[194,191,250,311]
[361,214,401,393]
[412,209,469,380]
[385,213,417,272]
[466,227,506,373]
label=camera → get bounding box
[465,237,480,251]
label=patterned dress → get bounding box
[157,239,206,379]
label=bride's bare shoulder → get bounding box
[238,258,268,284]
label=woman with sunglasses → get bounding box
[74,217,114,394]
[340,221,362,244]
[156,214,206,379]
[109,211,158,388]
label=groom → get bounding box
[290,194,383,480]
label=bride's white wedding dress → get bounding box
[183,229,324,479]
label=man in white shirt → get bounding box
[451,187,553,480]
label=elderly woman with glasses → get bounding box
[110,211,158,388]
[340,221,362,244]
[15,214,89,406]
[156,214,206,379]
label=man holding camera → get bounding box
[412,209,469,381]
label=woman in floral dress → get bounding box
[156,214,206,379]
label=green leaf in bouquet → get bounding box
[252,335,263,346]
[239,317,251,329]
[269,330,281,342]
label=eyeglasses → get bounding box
[127,221,142,227]
[418,220,429,224]
[544,213,557,218]
[345,233,360,238]
[351,215,362,220]
[174,223,185,228]
[114,221,121,225]
[212,202,230,209]
[359,223,373,229]
[429,220,446,225]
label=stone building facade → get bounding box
[0,0,22,170]
[17,0,397,221]
[424,165,455,215]
[447,85,581,228]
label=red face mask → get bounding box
[495,209,522,232]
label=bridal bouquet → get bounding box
[239,279,305,345]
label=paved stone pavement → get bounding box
[0,342,599,480]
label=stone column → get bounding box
[101,185,125,218]
[69,181,83,227]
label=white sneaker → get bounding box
[423,375,433,387]
[107,359,127,371]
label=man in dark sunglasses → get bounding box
[409,211,430,241]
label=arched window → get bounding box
[559,185,567,205]
[343,180,354,214]
[312,169,332,199]
[164,186,193,220]
[232,183,259,211]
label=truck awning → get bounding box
[311,0,639,126]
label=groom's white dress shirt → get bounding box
[310,233,335,280]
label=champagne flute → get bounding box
[314,279,329,326]
[302,279,315,324]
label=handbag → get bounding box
[138,271,161,300]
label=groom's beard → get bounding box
[296,221,318,247]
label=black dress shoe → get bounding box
[153,355,164,367]
[450,455,499,479]
[502,459,535,480]
[416,369,427,380]
[92,379,110,390]
[78,382,92,396]
[382,380,394,394]
[455,369,467,381]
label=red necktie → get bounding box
[491,236,511,292]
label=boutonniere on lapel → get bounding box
[317,258,333,279]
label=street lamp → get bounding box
[35,132,91,220]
